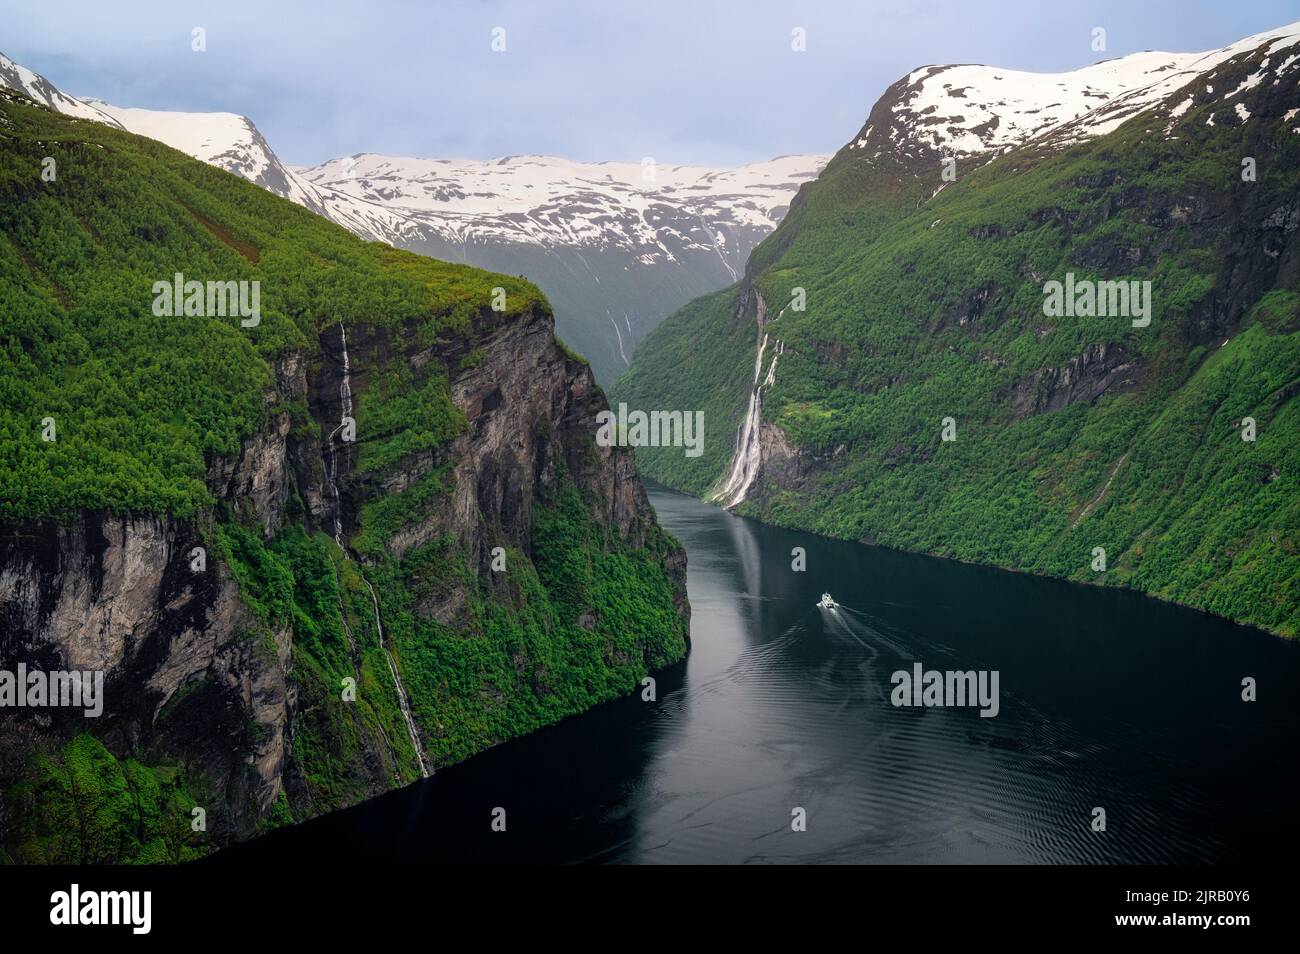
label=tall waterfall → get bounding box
[324,322,430,780]
[711,327,782,509]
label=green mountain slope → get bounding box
[0,88,687,862]
[615,31,1300,636]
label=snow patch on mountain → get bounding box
[294,153,825,263]
[889,51,1195,156]
[850,20,1300,160]
[0,52,123,127]
[0,59,414,246]
[1046,21,1300,144]
[80,99,412,244]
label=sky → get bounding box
[5,0,1300,167]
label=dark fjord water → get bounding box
[217,485,1300,864]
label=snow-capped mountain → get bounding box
[0,52,409,245]
[0,53,123,127]
[295,153,825,380]
[80,98,412,245]
[667,18,1300,513]
[297,153,822,272]
[850,21,1300,162]
[0,49,823,380]
[88,100,306,195]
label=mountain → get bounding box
[0,52,824,383]
[862,35,1296,160]
[0,54,123,127]
[296,153,826,381]
[0,53,414,245]
[614,22,1300,636]
[0,84,687,862]
[80,98,420,246]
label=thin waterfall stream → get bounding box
[325,322,430,780]
[364,578,429,778]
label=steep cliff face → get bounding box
[331,305,658,566]
[615,23,1300,637]
[0,90,687,862]
[0,510,295,848]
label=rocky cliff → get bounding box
[0,88,688,861]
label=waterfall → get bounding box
[324,321,430,780]
[711,329,781,509]
[364,578,429,778]
[608,313,630,366]
[698,214,738,282]
[325,323,353,546]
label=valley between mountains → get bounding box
[0,16,1297,866]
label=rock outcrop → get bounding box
[0,300,687,854]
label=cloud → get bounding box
[5,0,1296,165]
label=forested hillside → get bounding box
[616,27,1300,636]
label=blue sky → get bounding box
[6,0,1299,166]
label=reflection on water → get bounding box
[216,485,1300,864]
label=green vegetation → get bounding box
[354,362,465,476]
[0,90,688,859]
[3,735,203,864]
[211,485,686,802]
[0,91,543,522]
[615,60,1300,636]
[218,522,426,804]
[616,288,755,493]
[367,479,687,766]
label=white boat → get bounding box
[818,593,837,609]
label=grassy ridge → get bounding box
[0,91,542,522]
